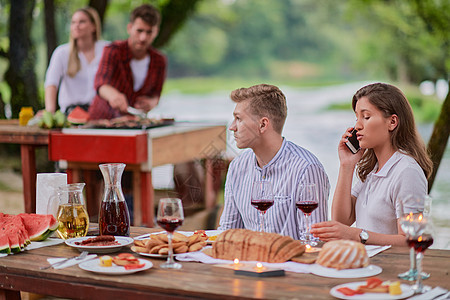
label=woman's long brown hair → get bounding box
[67,7,101,77]
[352,83,433,181]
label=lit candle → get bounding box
[305,244,321,253]
[232,258,242,269]
[254,262,265,272]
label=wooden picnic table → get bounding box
[1,226,449,299]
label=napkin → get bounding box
[175,250,313,273]
[47,254,97,269]
[27,238,64,251]
[36,172,67,217]
[365,245,391,257]
[408,287,449,300]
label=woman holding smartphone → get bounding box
[310,82,432,246]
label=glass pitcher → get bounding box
[98,163,130,236]
[56,183,89,239]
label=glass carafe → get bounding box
[56,183,89,239]
[99,163,130,236]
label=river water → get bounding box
[150,81,450,249]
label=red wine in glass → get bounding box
[157,198,184,269]
[296,183,319,246]
[251,199,274,213]
[296,201,318,214]
[157,218,184,233]
[407,234,434,253]
[251,181,274,232]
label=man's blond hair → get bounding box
[230,84,287,134]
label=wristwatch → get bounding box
[359,229,369,244]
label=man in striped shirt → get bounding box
[218,84,330,240]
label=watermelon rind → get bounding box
[19,213,58,241]
[7,234,22,253]
[0,236,11,254]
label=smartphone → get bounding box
[345,129,360,154]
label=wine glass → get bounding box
[251,181,274,232]
[157,198,184,269]
[398,195,432,281]
[296,183,319,246]
[408,217,434,294]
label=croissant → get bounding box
[212,229,305,263]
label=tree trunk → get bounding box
[89,0,108,26]
[154,0,202,48]
[427,80,450,192]
[5,0,38,117]
[44,0,57,65]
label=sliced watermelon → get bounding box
[0,234,11,254]
[7,234,22,253]
[19,213,58,241]
[0,214,31,245]
[67,106,89,124]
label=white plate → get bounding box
[65,236,134,254]
[135,252,180,259]
[133,230,223,257]
[310,264,382,278]
[79,258,152,275]
[134,230,223,242]
[330,281,414,299]
[135,230,223,246]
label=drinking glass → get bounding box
[157,198,184,269]
[251,181,274,232]
[408,217,434,294]
[398,195,432,281]
[55,183,89,239]
[296,183,319,246]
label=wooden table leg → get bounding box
[20,144,36,213]
[0,289,21,300]
[140,171,154,227]
[132,169,142,226]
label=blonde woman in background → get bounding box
[44,7,109,114]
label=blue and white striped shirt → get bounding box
[218,138,330,240]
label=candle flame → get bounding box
[407,212,413,220]
[234,258,239,264]
[418,236,423,242]
[256,262,263,268]
[305,244,311,249]
[418,214,423,221]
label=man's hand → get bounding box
[98,85,129,113]
[108,93,128,113]
[134,96,159,112]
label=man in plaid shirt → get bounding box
[88,4,167,120]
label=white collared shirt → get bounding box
[352,151,427,235]
[218,138,330,240]
[45,40,110,113]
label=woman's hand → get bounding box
[338,127,364,168]
[310,220,359,242]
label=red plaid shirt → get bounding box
[88,40,167,120]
